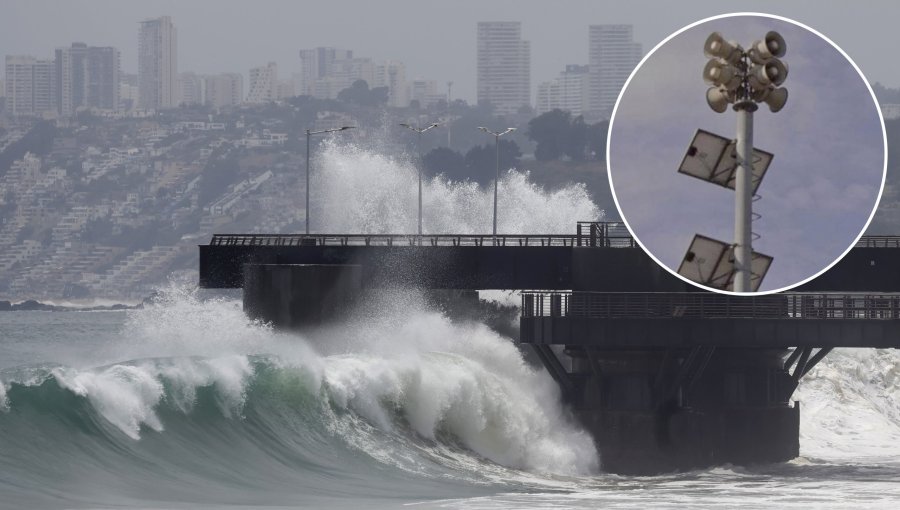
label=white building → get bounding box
[5,56,56,117]
[588,24,642,119]
[297,47,353,96]
[55,43,120,116]
[204,73,243,109]
[410,79,445,108]
[477,21,531,115]
[374,60,409,108]
[276,80,295,100]
[176,72,203,106]
[328,57,374,96]
[246,62,278,103]
[536,64,590,116]
[138,16,178,110]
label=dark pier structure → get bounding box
[199,222,900,474]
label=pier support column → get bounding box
[541,347,800,474]
[242,264,362,329]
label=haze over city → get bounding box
[2,0,900,104]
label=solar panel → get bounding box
[677,233,773,292]
[678,129,774,195]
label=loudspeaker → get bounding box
[706,86,731,113]
[704,32,742,64]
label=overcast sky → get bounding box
[608,15,885,292]
[1,1,900,102]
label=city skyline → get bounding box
[3,1,900,107]
[4,14,646,118]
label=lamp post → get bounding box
[478,127,516,236]
[305,126,355,235]
[399,122,440,235]
[446,81,453,149]
[702,31,788,292]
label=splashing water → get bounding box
[0,286,599,484]
[311,140,602,234]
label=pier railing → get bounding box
[855,236,900,248]
[209,222,636,248]
[208,223,893,250]
[521,292,900,320]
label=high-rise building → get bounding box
[297,47,353,96]
[276,80,295,100]
[588,24,642,119]
[55,43,120,115]
[5,55,55,117]
[409,79,445,108]
[204,73,243,109]
[536,64,590,116]
[476,21,531,115]
[246,62,278,103]
[119,73,138,112]
[177,72,203,105]
[55,43,87,116]
[85,46,120,111]
[328,58,374,95]
[374,60,409,108]
[138,16,177,110]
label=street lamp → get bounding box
[305,126,355,235]
[399,122,440,235]
[478,126,516,236]
[677,31,788,292]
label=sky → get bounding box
[608,15,885,292]
[1,1,900,102]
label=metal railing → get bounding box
[521,292,900,320]
[855,236,900,248]
[208,224,892,250]
[209,221,637,248]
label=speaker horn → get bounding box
[703,59,741,90]
[763,87,788,112]
[706,86,731,113]
[749,31,787,64]
[748,58,788,89]
[751,86,788,112]
[704,32,742,64]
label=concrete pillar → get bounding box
[242,264,362,329]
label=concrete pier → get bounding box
[199,224,900,474]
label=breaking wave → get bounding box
[0,288,597,508]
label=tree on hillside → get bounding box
[527,109,572,161]
[528,109,608,162]
[563,115,588,162]
[337,80,388,107]
[464,139,521,186]
[586,120,609,161]
[423,147,466,180]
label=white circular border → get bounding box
[605,11,889,296]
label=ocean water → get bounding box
[3,147,900,508]
[3,294,900,509]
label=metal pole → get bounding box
[493,134,500,236]
[733,101,756,292]
[305,130,310,235]
[417,130,422,236]
[447,81,452,149]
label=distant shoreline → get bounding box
[0,299,139,312]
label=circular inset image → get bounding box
[607,13,886,294]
